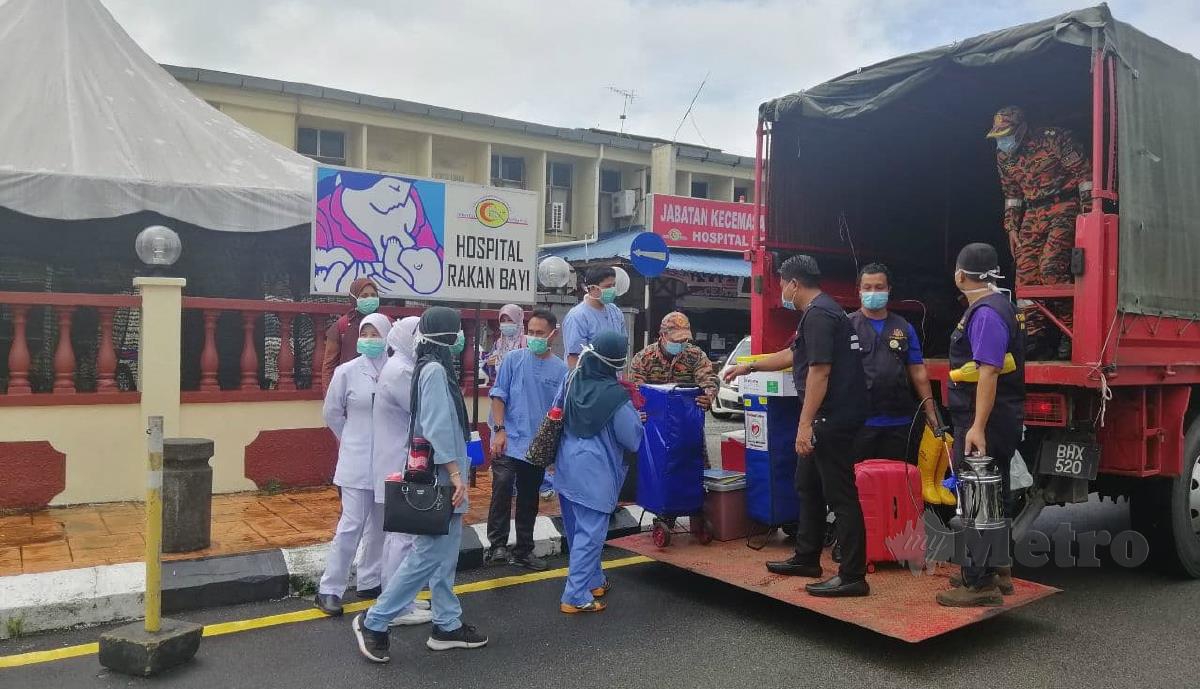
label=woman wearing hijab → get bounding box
[483,304,526,382]
[370,316,433,626]
[321,277,380,389]
[354,307,488,663]
[556,330,645,614]
[317,312,393,616]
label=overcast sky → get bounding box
[102,0,1199,156]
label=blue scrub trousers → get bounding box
[559,497,609,606]
[365,515,464,633]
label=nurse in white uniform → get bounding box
[316,312,392,616]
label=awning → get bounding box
[542,230,750,278]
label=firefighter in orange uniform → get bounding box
[987,106,1091,360]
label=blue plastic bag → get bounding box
[636,385,705,516]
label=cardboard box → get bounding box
[739,371,798,397]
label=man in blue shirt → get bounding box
[848,263,939,462]
[486,309,568,571]
[562,266,628,369]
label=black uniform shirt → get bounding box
[790,292,868,428]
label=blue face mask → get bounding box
[356,296,379,315]
[357,337,386,358]
[663,341,685,356]
[499,323,520,338]
[781,281,797,311]
[995,135,1017,154]
[861,291,889,311]
[527,336,550,356]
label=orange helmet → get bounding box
[986,106,1026,139]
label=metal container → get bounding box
[957,456,1005,530]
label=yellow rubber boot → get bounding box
[917,427,944,505]
[935,434,957,506]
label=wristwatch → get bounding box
[492,424,506,433]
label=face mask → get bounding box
[599,287,618,305]
[995,135,1017,154]
[527,336,550,356]
[861,291,889,311]
[449,331,466,356]
[781,281,797,311]
[356,296,379,315]
[499,323,520,338]
[418,330,466,355]
[357,337,386,358]
[663,341,685,356]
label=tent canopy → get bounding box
[760,5,1200,319]
[0,0,313,232]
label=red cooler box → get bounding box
[703,470,749,541]
[720,431,746,472]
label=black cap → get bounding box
[779,254,822,282]
[955,242,999,274]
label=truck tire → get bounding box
[1131,417,1200,578]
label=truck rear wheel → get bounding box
[1131,418,1200,578]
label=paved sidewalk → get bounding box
[0,470,561,577]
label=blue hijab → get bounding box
[564,330,630,438]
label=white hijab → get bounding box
[358,312,393,375]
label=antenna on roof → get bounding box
[673,72,709,144]
[606,86,637,134]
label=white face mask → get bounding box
[956,268,1008,296]
[580,344,626,369]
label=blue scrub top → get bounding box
[555,402,644,513]
[417,363,470,514]
[489,348,568,461]
[562,301,627,356]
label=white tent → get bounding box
[0,0,313,232]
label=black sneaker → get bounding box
[509,553,549,571]
[426,623,489,651]
[356,586,382,600]
[484,546,510,566]
[353,614,390,663]
[314,593,343,617]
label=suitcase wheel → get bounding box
[866,562,876,574]
[652,520,671,548]
[696,518,714,546]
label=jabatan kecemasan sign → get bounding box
[650,193,755,252]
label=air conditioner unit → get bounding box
[611,190,637,218]
[549,202,566,232]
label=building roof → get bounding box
[542,230,750,277]
[164,65,755,169]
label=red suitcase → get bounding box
[853,459,924,572]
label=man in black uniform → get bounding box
[849,263,939,462]
[937,243,1025,608]
[723,255,870,597]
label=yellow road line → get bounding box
[0,555,652,670]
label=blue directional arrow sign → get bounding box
[629,232,670,278]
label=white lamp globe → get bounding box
[135,226,182,267]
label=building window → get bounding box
[490,154,526,188]
[691,180,709,199]
[734,186,749,203]
[297,128,346,166]
[546,161,574,235]
[600,169,622,194]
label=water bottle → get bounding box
[405,436,435,484]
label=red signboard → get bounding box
[649,193,756,252]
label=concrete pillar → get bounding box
[532,150,548,244]
[417,133,434,177]
[135,277,185,437]
[477,142,492,185]
[676,170,693,196]
[714,176,736,202]
[650,144,676,195]
[358,124,370,168]
[162,438,214,553]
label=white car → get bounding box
[711,336,751,419]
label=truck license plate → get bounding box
[1037,440,1100,480]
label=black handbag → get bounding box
[526,369,577,468]
[383,367,454,535]
[383,478,452,535]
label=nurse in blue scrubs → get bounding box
[555,330,645,614]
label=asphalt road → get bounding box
[3,498,1198,689]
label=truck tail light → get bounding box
[1025,393,1068,427]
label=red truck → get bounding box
[750,5,1200,576]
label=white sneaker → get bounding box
[390,607,434,627]
[412,599,431,611]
